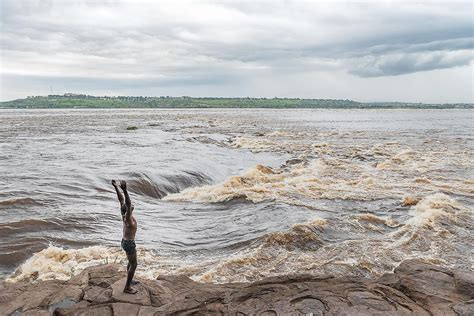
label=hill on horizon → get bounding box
[1,94,473,109]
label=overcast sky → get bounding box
[1,0,473,102]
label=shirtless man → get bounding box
[112,180,138,294]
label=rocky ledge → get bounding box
[1,259,473,315]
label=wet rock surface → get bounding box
[0,260,472,315]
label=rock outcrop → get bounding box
[1,260,472,315]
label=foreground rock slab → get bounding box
[0,260,472,315]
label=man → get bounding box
[112,179,138,294]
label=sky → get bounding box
[1,0,473,102]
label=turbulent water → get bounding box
[0,108,472,283]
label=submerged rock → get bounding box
[402,196,421,206]
[0,260,472,315]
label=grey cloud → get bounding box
[350,50,474,77]
[0,0,473,101]
[363,38,474,57]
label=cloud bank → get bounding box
[1,0,473,102]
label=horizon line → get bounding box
[2,94,473,105]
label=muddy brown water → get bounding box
[0,109,472,282]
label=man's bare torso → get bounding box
[123,213,137,240]
[114,180,138,241]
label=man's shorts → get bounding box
[121,239,136,256]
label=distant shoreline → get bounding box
[2,106,473,110]
[1,95,473,109]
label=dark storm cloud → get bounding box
[350,50,474,77]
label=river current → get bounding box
[0,108,472,283]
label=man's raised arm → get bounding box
[120,180,131,207]
[112,180,124,205]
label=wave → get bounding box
[196,193,473,283]
[6,244,201,283]
[232,136,279,152]
[354,213,401,230]
[164,164,281,203]
[164,147,473,204]
[127,170,212,199]
[0,197,42,208]
[163,159,391,203]
[7,245,124,282]
[376,149,417,170]
[0,237,50,267]
[0,215,101,270]
[6,193,472,284]
[0,218,67,236]
[0,216,99,237]
[405,193,469,227]
[258,218,327,251]
[127,174,165,198]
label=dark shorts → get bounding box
[121,239,136,256]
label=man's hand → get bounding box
[120,180,127,191]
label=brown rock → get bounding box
[452,300,474,316]
[0,280,29,310]
[285,158,304,165]
[48,285,83,306]
[112,302,141,316]
[454,271,474,298]
[67,269,89,287]
[141,279,171,307]
[256,164,274,174]
[375,272,400,287]
[0,280,64,315]
[367,284,429,315]
[138,306,162,316]
[402,196,421,206]
[83,285,112,303]
[290,296,326,316]
[155,299,229,315]
[53,300,91,316]
[56,305,112,316]
[22,308,50,315]
[49,298,82,315]
[0,260,472,315]
[394,259,467,306]
[347,290,394,311]
[145,275,201,306]
[111,278,151,306]
[87,264,123,288]
[393,259,474,315]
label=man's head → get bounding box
[121,204,127,218]
[121,204,134,220]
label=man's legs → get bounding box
[124,253,138,294]
[126,262,140,285]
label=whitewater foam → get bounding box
[7,245,124,282]
[165,158,398,204]
[406,193,469,227]
[7,193,472,284]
